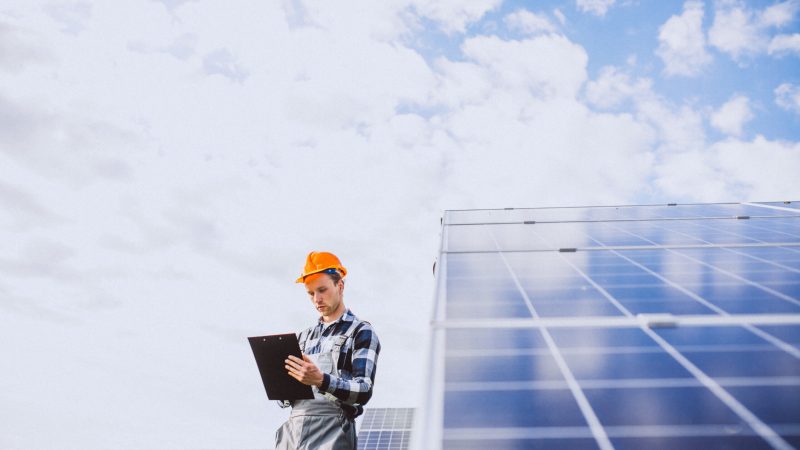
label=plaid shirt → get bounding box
[298,308,380,419]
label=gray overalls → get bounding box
[274,323,359,450]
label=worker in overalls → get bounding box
[276,251,381,450]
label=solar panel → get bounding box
[358,408,414,450]
[415,202,800,450]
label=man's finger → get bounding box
[287,355,303,364]
[285,358,303,370]
[302,354,311,362]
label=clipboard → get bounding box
[248,333,314,401]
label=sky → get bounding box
[1,0,799,449]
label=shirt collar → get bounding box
[318,308,354,327]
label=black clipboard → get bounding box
[248,333,314,401]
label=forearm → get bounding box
[320,373,374,404]
[320,327,380,405]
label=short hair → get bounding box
[327,270,344,286]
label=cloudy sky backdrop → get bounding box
[2,0,799,448]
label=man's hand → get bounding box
[285,354,324,387]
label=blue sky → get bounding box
[411,0,800,143]
[1,1,799,449]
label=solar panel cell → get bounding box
[446,353,563,383]
[357,409,413,450]
[676,350,800,378]
[443,437,600,450]
[561,352,694,380]
[419,203,800,450]
[725,386,800,424]
[756,325,800,348]
[444,389,587,428]
[585,387,746,426]
[610,435,773,450]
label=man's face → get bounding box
[304,274,343,318]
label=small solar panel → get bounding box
[358,430,411,450]
[358,408,414,450]
[417,202,800,450]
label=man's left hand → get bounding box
[285,354,324,387]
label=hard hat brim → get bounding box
[295,267,347,283]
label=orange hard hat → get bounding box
[295,251,347,283]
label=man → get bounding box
[275,251,381,450]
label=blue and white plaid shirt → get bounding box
[298,308,380,419]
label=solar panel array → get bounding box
[415,202,800,450]
[358,408,414,449]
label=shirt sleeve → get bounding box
[318,322,380,405]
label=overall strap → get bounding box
[332,320,369,354]
[297,328,310,353]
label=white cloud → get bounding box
[710,95,753,137]
[576,0,615,17]
[775,82,800,114]
[127,33,196,60]
[2,1,799,449]
[585,66,653,109]
[654,135,800,201]
[459,34,588,99]
[43,2,92,35]
[202,48,248,82]
[430,37,658,208]
[656,1,712,77]
[410,0,501,33]
[504,9,557,36]
[769,33,800,55]
[711,136,800,200]
[554,8,567,25]
[0,21,52,72]
[709,1,767,59]
[760,0,800,27]
[709,0,800,60]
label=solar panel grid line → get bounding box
[579,237,800,360]
[434,314,800,329]
[602,423,800,438]
[523,223,797,450]
[679,218,800,258]
[649,218,788,247]
[769,217,800,230]
[737,221,800,246]
[655,231,800,274]
[447,202,797,220]
[422,204,800,450]
[445,201,741,213]
[644,330,795,450]
[412,252,447,450]
[722,219,800,242]
[443,423,796,439]
[446,215,783,226]
[744,202,800,214]
[489,229,615,450]
[692,376,800,387]
[443,425,594,439]
[601,221,800,308]
[447,343,791,358]
[357,430,411,450]
[443,242,800,254]
[359,408,415,431]
[465,428,568,441]
[553,250,634,319]
[445,376,800,391]
[449,202,798,220]
[446,214,800,227]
